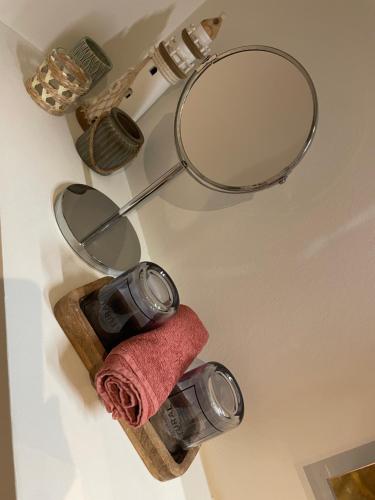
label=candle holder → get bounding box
[70,36,112,87]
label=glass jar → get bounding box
[150,362,244,453]
[81,262,179,351]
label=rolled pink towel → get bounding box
[95,305,209,427]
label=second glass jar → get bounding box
[150,361,244,453]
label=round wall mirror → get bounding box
[55,45,318,276]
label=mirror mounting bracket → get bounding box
[195,53,217,73]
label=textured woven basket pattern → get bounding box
[70,37,112,86]
[76,112,142,174]
[26,48,91,116]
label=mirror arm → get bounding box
[80,163,185,247]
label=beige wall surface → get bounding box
[0,0,205,54]
[123,0,375,498]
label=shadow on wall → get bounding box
[116,0,254,213]
[16,38,42,79]
[44,7,174,95]
[0,226,17,500]
[16,7,174,114]
[141,109,253,212]
[2,259,76,497]
[46,242,100,410]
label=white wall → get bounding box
[0,2,212,498]
[122,0,375,499]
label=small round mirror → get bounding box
[176,45,318,193]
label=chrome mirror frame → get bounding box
[174,45,318,194]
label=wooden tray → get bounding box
[54,277,199,481]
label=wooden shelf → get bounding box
[54,277,199,481]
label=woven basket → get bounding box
[76,108,144,175]
[25,48,91,116]
[70,37,112,87]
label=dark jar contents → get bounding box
[80,262,179,351]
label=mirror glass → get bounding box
[179,47,317,191]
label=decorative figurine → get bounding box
[76,14,225,129]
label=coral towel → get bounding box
[95,305,209,427]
